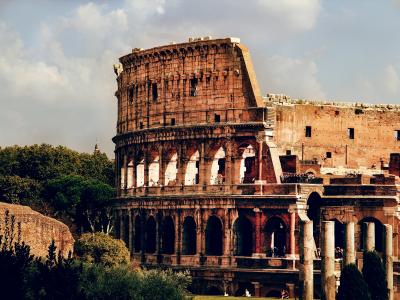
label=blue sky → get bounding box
[1,0,400,156]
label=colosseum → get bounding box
[112,37,400,298]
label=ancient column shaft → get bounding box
[299,220,313,300]
[364,222,375,251]
[383,224,393,300]
[321,221,335,300]
[344,222,355,265]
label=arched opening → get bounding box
[359,217,384,252]
[134,215,141,253]
[127,159,134,188]
[239,144,256,183]
[145,216,156,254]
[165,152,178,186]
[148,152,159,186]
[162,216,175,254]
[266,290,282,298]
[235,283,254,297]
[205,216,223,256]
[210,147,226,185]
[265,217,287,257]
[182,216,197,255]
[185,150,200,185]
[307,192,322,247]
[136,151,145,187]
[206,286,222,296]
[120,162,125,189]
[331,218,344,250]
[233,216,253,256]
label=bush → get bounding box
[74,232,130,267]
[80,265,142,300]
[363,251,388,300]
[337,264,371,300]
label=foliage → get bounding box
[337,264,371,300]
[0,210,35,300]
[0,175,43,207]
[0,144,114,185]
[140,269,192,300]
[79,264,142,300]
[362,251,388,300]
[74,232,130,267]
[44,176,115,233]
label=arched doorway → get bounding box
[235,283,254,297]
[136,151,145,187]
[182,216,196,255]
[307,192,322,246]
[233,216,253,256]
[266,290,282,298]
[127,159,134,188]
[145,216,156,254]
[331,218,344,250]
[165,151,178,186]
[205,216,223,256]
[185,150,200,185]
[134,215,141,253]
[239,144,256,183]
[210,147,226,185]
[148,152,159,186]
[265,217,287,257]
[359,217,384,252]
[206,286,222,296]
[162,216,175,254]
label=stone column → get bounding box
[143,149,149,187]
[175,210,182,264]
[254,208,262,254]
[140,211,146,263]
[344,222,355,265]
[299,220,313,300]
[223,210,232,258]
[127,211,133,254]
[156,212,162,263]
[199,141,206,186]
[363,222,375,251]
[321,221,335,300]
[119,210,124,241]
[158,145,165,187]
[289,208,296,258]
[383,224,393,300]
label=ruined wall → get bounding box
[0,203,74,257]
[272,102,400,170]
[115,37,263,135]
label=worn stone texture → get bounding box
[0,203,74,257]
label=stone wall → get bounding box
[271,101,400,170]
[0,202,74,257]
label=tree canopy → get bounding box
[363,251,388,300]
[337,264,371,300]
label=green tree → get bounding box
[74,232,130,267]
[337,264,371,300]
[0,175,43,208]
[363,250,388,300]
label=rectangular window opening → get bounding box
[286,150,292,155]
[190,78,198,96]
[171,118,176,126]
[128,86,134,104]
[152,83,158,102]
[305,126,312,138]
[395,130,400,141]
[139,122,143,129]
[326,152,332,159]
[214,114,221,123]
[348,128,354,139]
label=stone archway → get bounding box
[182,216,196,255]
[185,150,200,185]
[165,151,178,186]
[264,217,287,257]
[210,147,226,185]
[205,216,223,256]
[145,216,156,254]
[233,216,253,256]
[162,216,175,254]
[358,217,384,252]
[239,144,256,183]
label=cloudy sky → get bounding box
[1,0,400,156]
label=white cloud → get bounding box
[257,0,321,31]
[259,55,325,99]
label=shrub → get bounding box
[74,232,130,267]
[363,251,388,300]
[337,264,371,300]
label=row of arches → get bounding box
[123,214,288,257]
[307,192,385,252]
[120,144,257,189]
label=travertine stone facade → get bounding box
[0,203,74,257]
[112,37,400,298]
